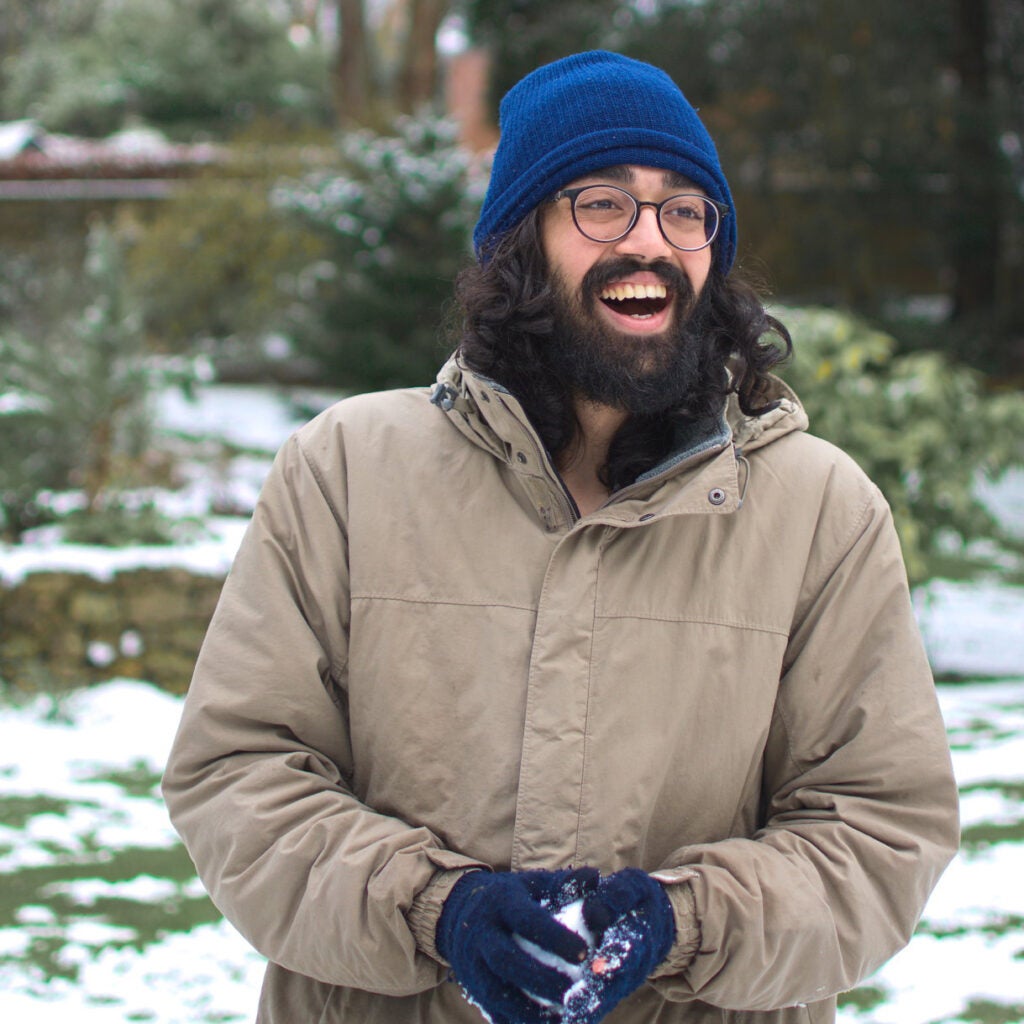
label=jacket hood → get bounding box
[725,373,809,453]
[431,354,809,467]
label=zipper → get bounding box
[521,428,580,527]
[480,389,579,529]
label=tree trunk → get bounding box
[950,0,1000,319]
[397,0,449,113]
[334,0,372,126]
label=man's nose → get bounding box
[613,205,673,261]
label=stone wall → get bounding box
[0,568,224,694]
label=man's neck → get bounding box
[556,400,628,517]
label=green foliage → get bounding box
[627,1,954,181]
[2,0,331,137]
[274,113,488,390]
[0,224,198,542]
[59,500,201,548]
[619,2,953,308]
[615,1,1024,375]
[0,398,75,540]
[128,146,330,353]
[837,984,888,1012]
[775,306,1024,584]
[460,0,626,114]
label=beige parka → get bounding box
[163,356,959,1024]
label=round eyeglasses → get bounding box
[552,184,728,252]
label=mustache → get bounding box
[581,257,694,300]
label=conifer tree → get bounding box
[0,224,190,540]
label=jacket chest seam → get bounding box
[593,611,790,638]
[350,592,537,613]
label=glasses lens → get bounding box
[660,196,719,250]
[571,186,636,242]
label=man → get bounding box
[163,51,958,1024]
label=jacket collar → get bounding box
[433,355,807,456]
[430,354,808,526]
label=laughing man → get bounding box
[164,50,958,1024]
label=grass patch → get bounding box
[0,842,221,982]
[0,844,210,927]
[960,819,1024,852]
[0,794,87,830]
[961,781,1024,801]
[920,914,1024,940]
[945,998,1024,1023]
[947,717,1021,749]
[78,760,162,798]
[838,984,888,1012]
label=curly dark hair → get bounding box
[454,209,792,491]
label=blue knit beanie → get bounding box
[474,50,736,275]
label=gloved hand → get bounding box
[563,868,676,1024]
[436,867,600,1024]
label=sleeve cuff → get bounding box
[650,875,701,978]
[406,867,486,966]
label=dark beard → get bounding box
[544,257,727,417]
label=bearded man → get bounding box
[164,51,958,1024]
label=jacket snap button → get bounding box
[639,513,655,522]
[516,451,528,464]
[708,488,727,506]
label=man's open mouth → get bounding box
[598,282,670,320]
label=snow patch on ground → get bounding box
[0,921,264,1024]
[153,383,341,452]
[0,517,249,587]
[915,579,1024,678]
[0,672,1022,1023]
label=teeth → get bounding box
[599,283,668,302]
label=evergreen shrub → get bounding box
[273,114,488,391]
[128,150,329,361]
[775,305,1024,584]
[0,225,200,542]
[60,500,202,548]
[4,0,331,137]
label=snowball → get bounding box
[512,899,596,1013]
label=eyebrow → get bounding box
[580,165,699,191]
[662,169,697,190]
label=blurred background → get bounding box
[1,0,1023,573]
[1,3,1024,1023]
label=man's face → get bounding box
[540,165,713,339]
[537,164,719,413]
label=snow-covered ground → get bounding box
[0,678,1022,1023]
[1,383,1023,1022]
[0,681,266,1024]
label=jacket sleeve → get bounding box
[161,426,485,995]
[650,480,959,1010]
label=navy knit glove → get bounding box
[563,868,676,1024]
[436,867,599,1024]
